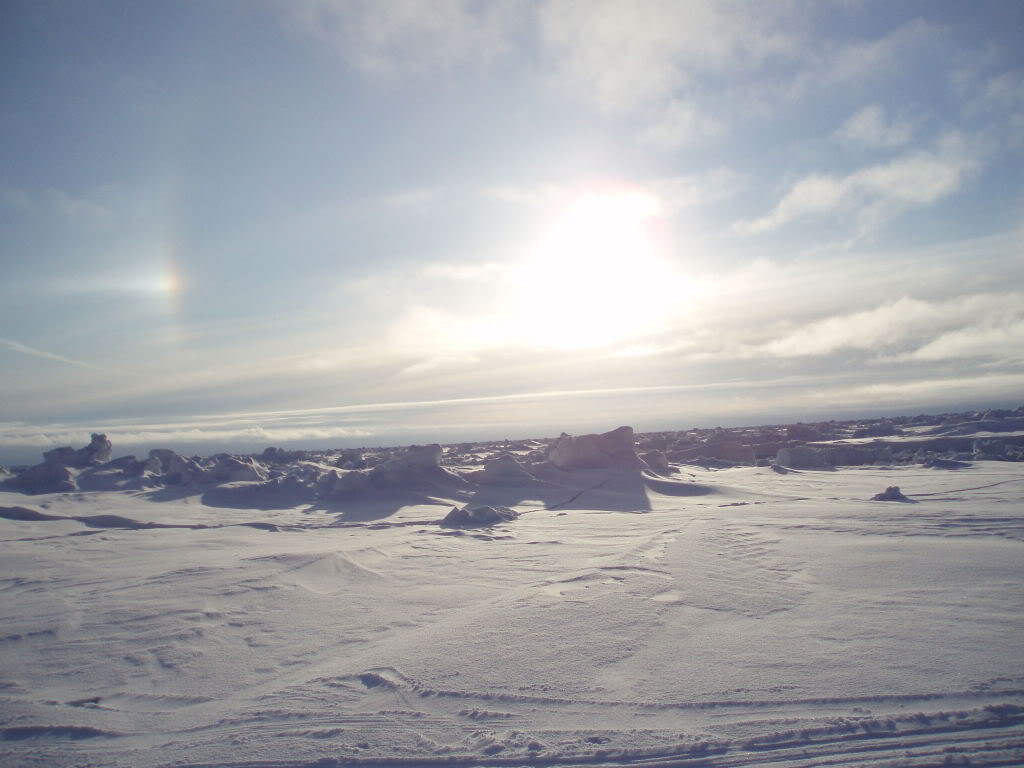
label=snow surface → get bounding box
[1,455,1022,767]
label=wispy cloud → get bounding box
[599,232,1023,366]
[483,170,745,213]
[288,0,517,76]
[814,371,1024,410]
[755,292,1024,360]
[0,186,31,211]
[907,320,1024,363]
[980,69,1024,111]
[638,99,723,151]
[784,19,945,102]
[834,104,914,148]
[382,186,448,210]
[737,132,980,236]
[337,229,1021,375]
[1,186,111,223]
[50,189,110,222]
[0,338,98,369]
[0,422,372,453]
[0,377,880,452]
[650,169,747,209]
[482,183,564,208]
[537,0,796,112]
[420,261,508,282]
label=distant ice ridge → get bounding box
[2,436,269,495]
[4,433,112,493]
[3,408,1023,503]
[1,426,658,504]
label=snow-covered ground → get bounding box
[2,456,1022,767]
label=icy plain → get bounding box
[1,447,1022,766]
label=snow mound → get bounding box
[465,453,539,485]
[203,455,268,483]
[320,468,374,498]
[7,458,76,494]
[441,504,519,527]
[369,444,467,490]
[143,448,196,482]
[871,485,917,502]
[547,426,642,470]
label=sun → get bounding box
[511,183,679,350]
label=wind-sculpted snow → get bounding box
[0,420,1022,767]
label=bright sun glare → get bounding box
[512,184,680,350]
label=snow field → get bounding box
[1,461,1022,767]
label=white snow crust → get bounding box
[1,433,1022,767]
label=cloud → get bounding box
[0,187,31,211]
[834,105,913,148]
[651,169,747,209]
[822,19,940,84]
[0,385,713,452]
[383,186,448,210]
[738,133,979,236]
[0,186,111,223]
[420,261,507,282]
[974,69,1024,147]
[818,371,1024,410]
[0,376,874,455]
[484,170,744,213]
[980,69,1024,111]
[49,189,110,222]
[0,338,97,369]
[638,99,723,150]
[907,320,1024,363]
[0,421,372,452]
[590,230,1022,365]
[288,0,517,75]
[537,0,796,112]
[482,183,564,208]
[756,292,1024,360]
[781,18,944,103]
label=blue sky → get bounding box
[1,0,1022,461]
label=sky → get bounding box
[1,0,1023,463]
